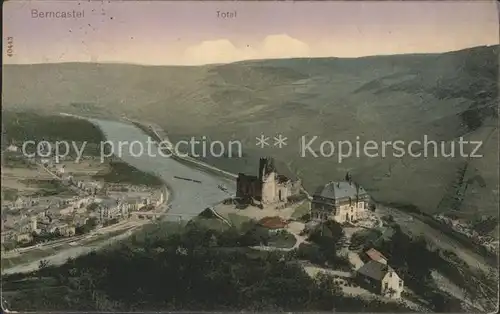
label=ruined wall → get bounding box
[236,174,261,199]
[276,183,289,202]
[261,172,277,204]
[259,158,277,204]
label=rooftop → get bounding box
[258,216,288,229]
[357,260,394,281]
[365,248,388,262]
[313,181,367,201]
[277,174,291,183]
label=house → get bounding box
[1,230,16,242]
[49,222,75,237]
[6,144,18,152]
[14,196,34,209]
[16,233,33,243]
[258,216,289,234]
[236,157,302,206]
[355,260,404,299]
[127,199,140,212]
[60,225,76,237]
[117,202,130,217]
[15,217,37,234]
[74,216,89,227]
[310,177,369,223]
[156,192,165,206]
[98,199,120,221]
[137,198,153,211]
[362,248,388,265]
[73,196,92,209]
[59,206,75,215]
[55,164,65,175]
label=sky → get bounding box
[3,0,499,65]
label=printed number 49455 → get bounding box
[6,37,14,57]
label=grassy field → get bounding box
[268,230,297,249]
[291,201,310,220]
[1,248,58,271]
[1,187,19,201]
[2,152,36,169]
[227,213,253,228]
[2,46,498,224]
[20,178,74,197]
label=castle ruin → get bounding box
[236,157,302,206]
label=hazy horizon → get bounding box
[3,0,499,65]
[4,43,499,67]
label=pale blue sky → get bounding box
[3,0,499,65]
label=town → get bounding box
[1,142,166,253]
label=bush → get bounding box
[269,230,296,249]
[240,225,270,246]
[350,229,382,250]
[3,221,415,312]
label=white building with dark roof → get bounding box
[311,180,369,223]
[355,260,404,299]
[6,144,18,152]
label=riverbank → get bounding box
[123,117,238,182]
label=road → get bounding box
[36,160,90,197]
[377,206,493,273]
[2,223,141,275]
[2,219,134,259]
[2,201,173,275]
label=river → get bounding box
[2,118,236,274]
[89,118,236,220]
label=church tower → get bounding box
[259,157,277,204]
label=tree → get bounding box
[240,225,270,246]
[37,259,49,279]
[431,293,462,312]
[38,259,49,269]
[4,218,416,312]
[369,203,376,212]
[309,220,345,247]
[312,273,342,310]
[87,202,99,211]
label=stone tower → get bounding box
[259,157,277,204]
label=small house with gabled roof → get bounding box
[355,260,403,299]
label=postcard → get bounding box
[2,0,499,312]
